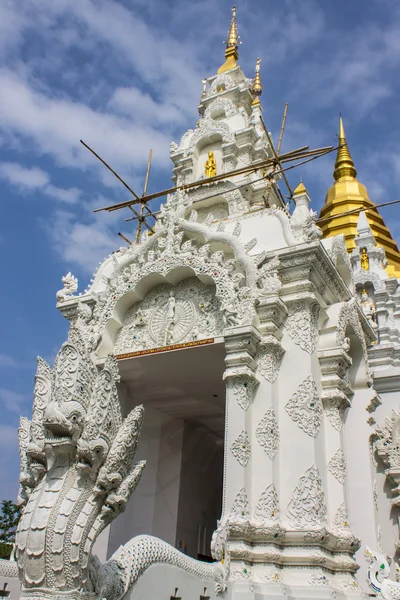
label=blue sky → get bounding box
[1,0,400,502]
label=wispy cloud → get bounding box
[0,161,81,203]
[0,388,30,413]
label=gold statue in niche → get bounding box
[205,150,217,177]
[361,247,370,270]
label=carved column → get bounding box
[221,326,260,579]
[318,346,356,549]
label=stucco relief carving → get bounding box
[231,431,251,467]
[56,272,78,302]
[225,372,258,411]
[328,235,351,271]
[230,487,250,521]
[328,449,347,484]
[92,217,258,352]
[256,343,285,383]
[185,118,234,155]
[286,301,319,354]
[204,97,237,119]
[285,376,322,438]
[254,484,279,522]
[15,330,147,600]
[114,278,223,353]
[323,396,345,432]
[332,503,351,535]
[287,466,327,529]
[255,409,279,459]
[373,411,400,506]
[336,298,370,358]
[206,73,236,97]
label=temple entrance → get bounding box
[107,341,226,560]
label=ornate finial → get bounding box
[333,114,357,181]
[252,58,262,104]
[226,5,239,49]
[218,6,240,74]
[202,78,207,96]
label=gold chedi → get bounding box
[319,115,400,277]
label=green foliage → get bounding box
[0,542,13,560]
[0,500,20,550]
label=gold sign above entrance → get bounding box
[116,337,215,360]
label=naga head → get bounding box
[44,393,86,445]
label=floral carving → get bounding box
[287,466,327,529]
[328,449,346,484]
[225,374,258,411]
[323,397,345,432]
[332,503,351,535]
[230,487,250,521]
[286,301,319,354]
[285,376,322,437]
[257,343,285,383]
[255,409,279,459]
[204,97,237,119]
[255,484,279,522]
[231,431,251,467]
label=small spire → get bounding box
[293,181,308,196]
[252,58,262,104]
[333,115,357,181]
[218,6,240,74]
[202,78,207,96]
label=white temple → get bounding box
[2,7,400,600]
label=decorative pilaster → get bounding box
[222,325,260,521]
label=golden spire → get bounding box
[218,6,240,74]
[319,114,400,277]
[252,58,262,104]
[333,115,357,181]
[293,181,308,196]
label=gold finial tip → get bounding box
[339,114,345,140]
[293,182,308,195]
[218,5,240,73]
[252,56,262,98]
[333,114,356,181]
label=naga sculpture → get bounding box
[365,546,400,600]
[13,327,225,600]
[56,272,78,302]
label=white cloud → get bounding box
[0,69,172,176]
[0,162,49,189]
[0,161,81,204]
[45,184,81,204]
[46,209,120,273]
